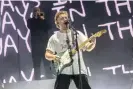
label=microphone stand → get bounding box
[69,22,83,89]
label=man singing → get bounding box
[45,11,96,89]
[27,7,50,80]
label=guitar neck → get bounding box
[72,35,94,54]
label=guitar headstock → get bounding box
[94,29,107,37]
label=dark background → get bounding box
[0,1,133,89]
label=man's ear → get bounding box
[56,21,60,28]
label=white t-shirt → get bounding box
[46,30,88,75]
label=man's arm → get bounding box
[45,49,56,61]
[45,36,55,61]
[45,35,60,61]
[45,49,60,62]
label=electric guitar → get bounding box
[53,29,107,74]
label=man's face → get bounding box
[57,14,69,30]
[33,7,40,16]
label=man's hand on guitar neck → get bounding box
[82,35,96,52]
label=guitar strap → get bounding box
[71,28,75,47]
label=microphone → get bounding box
[64,20,69,25]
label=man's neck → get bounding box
[60,28,70,33]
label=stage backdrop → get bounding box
[0,1,133,89]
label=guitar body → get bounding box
[53,50,73,74]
